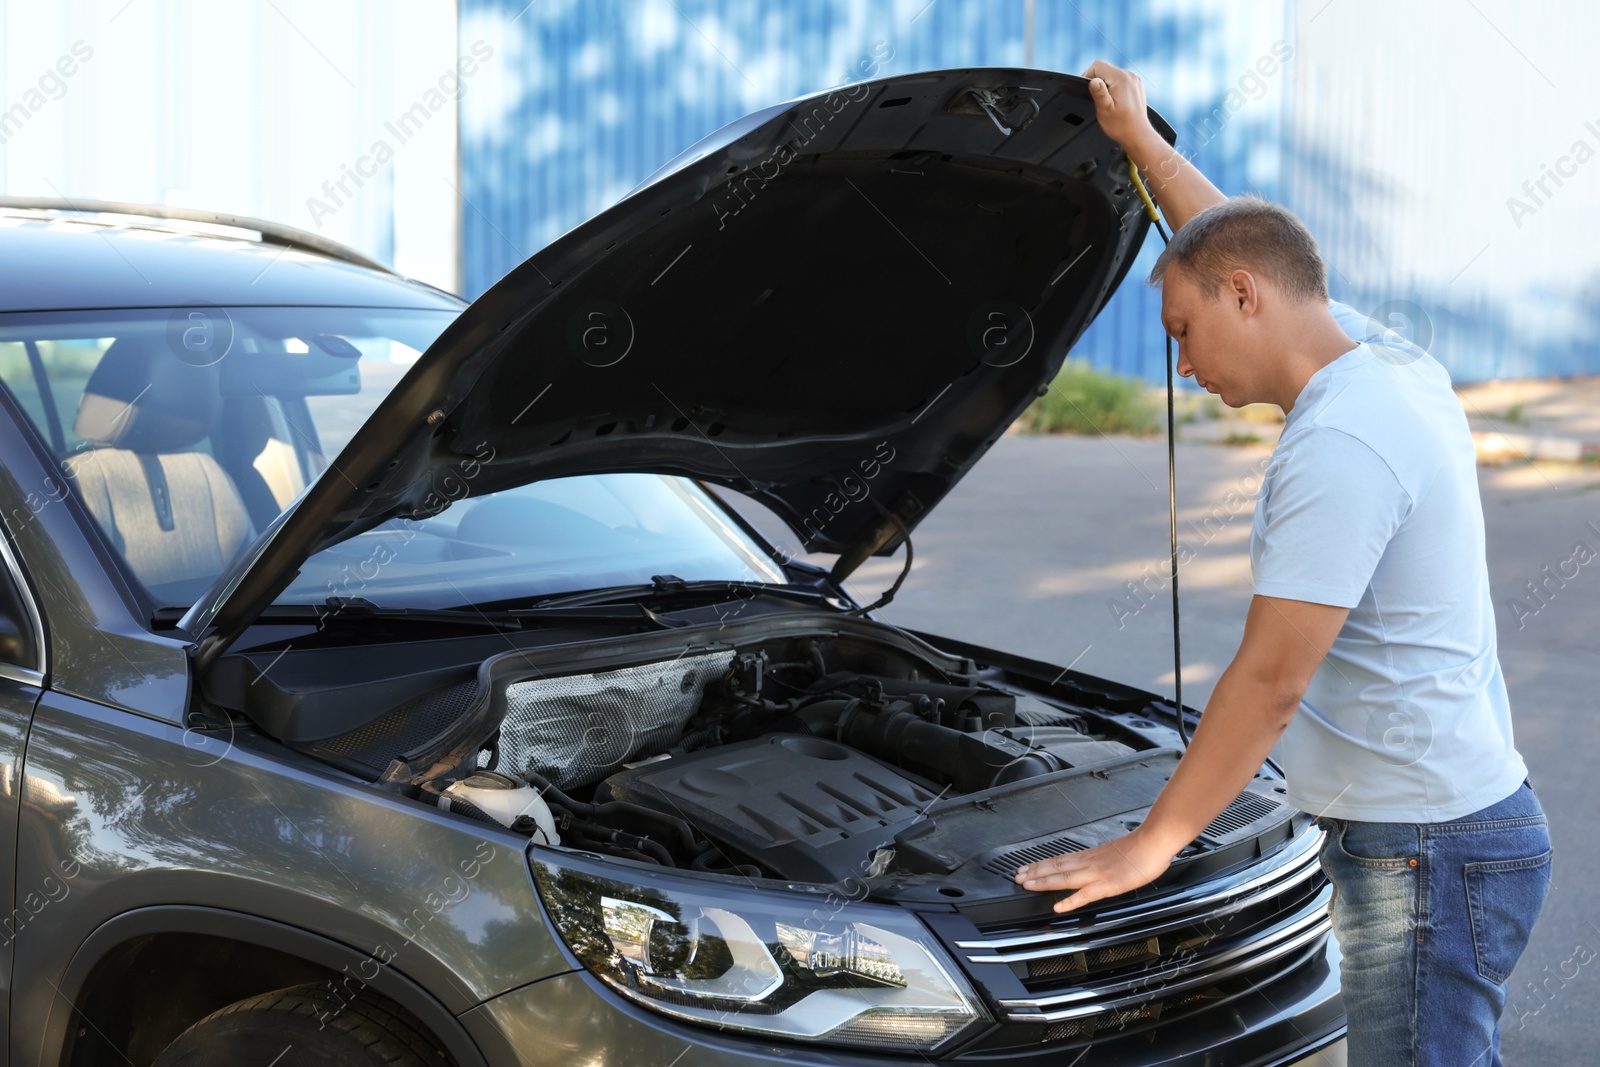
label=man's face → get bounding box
[1160,265,1253,407]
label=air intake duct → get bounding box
[792,696,1071,793]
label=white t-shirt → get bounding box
[1249,300,1527,822]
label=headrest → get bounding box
[74,336,223,452]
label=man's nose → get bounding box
[1175,349,1194,378]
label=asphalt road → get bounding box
[738,432,1599,1065]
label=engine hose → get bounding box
[800,673,1015,731]
[562,817,676,867]
[689,846,762,880]
[676,726,717,751]
[565,832,669,867]
[521,770,598,816]
[437,794,505,828]
[589,801,701,854]
[763,660,816,673]
[522,770,701,853]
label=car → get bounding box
[0,67,1343,1066]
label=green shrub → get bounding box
[1219,431,1264,446]
[1018,357,1160,436]
[1175,393,1222,425]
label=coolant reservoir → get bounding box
[440,771,559,844]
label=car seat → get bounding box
[65,337,253,596]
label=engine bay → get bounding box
[419,632,1297,915]
[208,619,1301,916]
[487,638,1139,879]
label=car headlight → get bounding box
[531,848,989,1052]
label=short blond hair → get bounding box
[1149,194,1328,303]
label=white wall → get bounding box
[1288,0,1600,375]
[0,0,464,292]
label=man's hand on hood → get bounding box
[1081,58,1227,231]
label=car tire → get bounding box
[151,981,451,1067]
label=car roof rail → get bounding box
[0,195,394,275]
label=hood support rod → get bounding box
[1129,162,1188,748]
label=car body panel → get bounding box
[0,680,40,1061]
[8,691,572,1063]
[184,66,1177,657]
[0,212,463,314]
[463,958,1344,1066]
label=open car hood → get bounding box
[185,66,1173,657]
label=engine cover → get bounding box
[596,733,941,883]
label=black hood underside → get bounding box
[189,67,1172,656]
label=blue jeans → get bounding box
[1314,780,1552,1067]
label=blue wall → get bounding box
[458,0,1600,383]
[457,0,1299,387]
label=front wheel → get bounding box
[152,982,451,1067]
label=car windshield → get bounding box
[277,473,787,613]
[0,306,785,614]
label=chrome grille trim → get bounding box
[963,838,1326,964]
[953,828,1335,1028]
[956,827,1323,953]
[995,885,1332,1016]
[999,903,1332,1022]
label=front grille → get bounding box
[955,829,1331,1043]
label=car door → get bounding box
[0,518,47,1065]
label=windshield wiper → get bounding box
[231,597,686,631]
[160,577,837,632]
[519,574,848,612]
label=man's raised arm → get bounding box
[1082,59,1226,231]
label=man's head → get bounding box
[1150,195,1331,407]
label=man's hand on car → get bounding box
[1082,59,1159,155]
[1080,57,1228,230]
[1015,596,1348,914]
[1014,826,1177,913]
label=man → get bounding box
[1015,60,1551,1067]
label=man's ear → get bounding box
[1228,268,1259,317]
